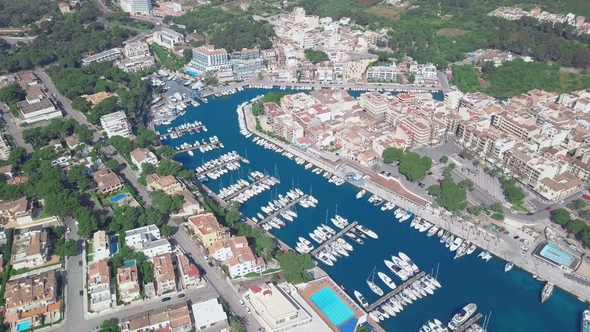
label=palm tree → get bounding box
[229,316,246,332]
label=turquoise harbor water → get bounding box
[160,89,586,331]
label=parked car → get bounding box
[239,300,245,307]
[558,200,565,205]
[178,294,186,298]
[546,206,552,211]
[67,228,71,234]
[79,290,83,296]
[510,210,518,214]
[162,297,171,302]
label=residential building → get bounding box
[191,298,229,332]
[65,134,81,150]
[153,29,185,50]
[119,0,152,14]
[100,111,132,138]
[81,48,122,66]
[492,111,541,139]
[3,271,58,324]
[186,213,230,248]
[168,303,193,332]
[117,264,141,303]
[209,236,266,278]
[11,228,49,270]
[0,226,7,245]
[0,197,32,226]
[0,135,10,161]
[153,1,185,17]
[243,283,312,332]
[231,48,263,79]
[188,45,230,73]
[176,252,201,290]
[366,65,397,82]
[93,230,111,261]
[130,148,158,168]
[145,174,185,195]
[504,149,566,188]
[116,42,155,73]
[536,171,582,201]
[172,190,204,217]
[58,2,71,13]
[88,261,112,311]
[17,92,62,124]
[360,92,390,120]
[153,253,176,295]
[124,225,171,258]
[0,165,14,180]
[342,59,372,83]
[93,168,124,195]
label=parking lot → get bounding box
[458,165,506,203]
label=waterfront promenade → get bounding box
[240,102,590,304]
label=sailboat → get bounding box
[367,267,384,296]
[541,282,554,303]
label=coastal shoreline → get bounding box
[238,100,590,305]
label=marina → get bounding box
[366,272,427,312]
[257,193,310,226]
[160,88,589,332]
[158,121,205,139]
[453,313,484,332]
[310,221,359,256]
[194,152,244,177]
[174,140,222,154]
[222,175,275,201]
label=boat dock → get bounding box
[175,141,221,154]
[310,221,359,256]
[160,125,204,138]
[454,313,483,332]
[195,156,243,176]
[222,175,271,201]
[258,194,309,226]
[365,271,426,312]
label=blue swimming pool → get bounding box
[184,70,199,76]
[539,242,578,268]
[310,288,354,326]
[16,321,31,332]
[111,242,119,254]
[123,259,136,267]
[110,193,127,203]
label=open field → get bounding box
[358,0,379,6]
[367,5,407,20]
[437,28,470,37]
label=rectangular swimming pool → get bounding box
[310,287,354,326]
[539,242,578,268]
[123,259,136,267]
[16,321,31,332]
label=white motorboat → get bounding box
[449,237,464,252]
[454,243,468,260]
[466,243,477,255]
[332,243,349,257]
[427,225,439,237]
[505,261,514,272]
[356,189,366,199]
[366,266,384,296]
[309,232,323,244]
[445,234,454,248]
[448,303,477,330]
[298,237,314,251]
[398,252,419,274]
[378,271,397,289]
[399,211,413,222]
[418,221,432,233]
[321,224,336,236]
[395,209,406,220]
[437,228,445,238]
[392,255,414,276]
[356,225,378,239]
[336,238,353,251]
[384,259,409,281]
[354,290,368,308]
[425,274,441,288]
[315,253,333,266]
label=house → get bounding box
[93,230,111,261]
[0,135,11,161]
[171,190,203,217]
[0,197,32,226]
[124,225,171,258]
[88,261,112,311]
[100,111,131,138]
[191,298,229,332]
[3,271,59,325]
[117,264,141,303]
[168,303,192,332]
[176,252,201,290]
[145,174,185,195]
[81,48,122,66]
[93,168,124,194]
[209,236,266,278]
[65,134,81,150]
[186,213,230,248]
[153,253,177,295]
[153,28,185,50]
[11,228,49,270]
[130,148,158,168]
[58,2,71,13]
[0,165,14,179]
[17,93,62,124]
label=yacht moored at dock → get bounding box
[448,303,477,330]
[541,282,554,303]
[354,290,368,308]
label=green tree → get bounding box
[440,155,449,163]
[303,49,329,64]
[229,316,246,332]
[182,49,193,63]
[434,178,467,212]
[552,208,571,225]
[8,147,27,166]
[107,136,133,157]
[135,127,156,148]
[356,326,370,332]
[78,128,94,143]
[398,152,431,182]
[161,224,172,237]
[140,260,154,283]
[481,61,496,75]
[382,147,404,164]
[156,158,183,177]
[106,159,120,170]
[408,74,415,83]
[156,145,175,158]
[576,199,587,210]
[0,84,25,104]
[99,318,121,332]
[276,252,314,283]
[55,239,77,258]
[149,190,184,214]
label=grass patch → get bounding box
[242,272,261,278]
[367,6,406,20]
[262,268,281,275]
[358,0,378,5]
[150,43,186,71]
[110,20,153,31]
[511,202,530,213]
[436,28,470,37]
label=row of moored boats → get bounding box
[258,189,316,230]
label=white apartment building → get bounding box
[82,48,122,66]
[191,298,229,332]
[100,111,132,138]
[93,230,111,261]
[188,45,230,73]
[153,28,185,50]
[130,148,158,168]
[124,225,171,258]
[209,236,266,278]
[0,135,11,161]
[116,42,155,73]
[360,92,390,120]
[366,65,397,82]
[119,0,152,14]
[88,261,112,312]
